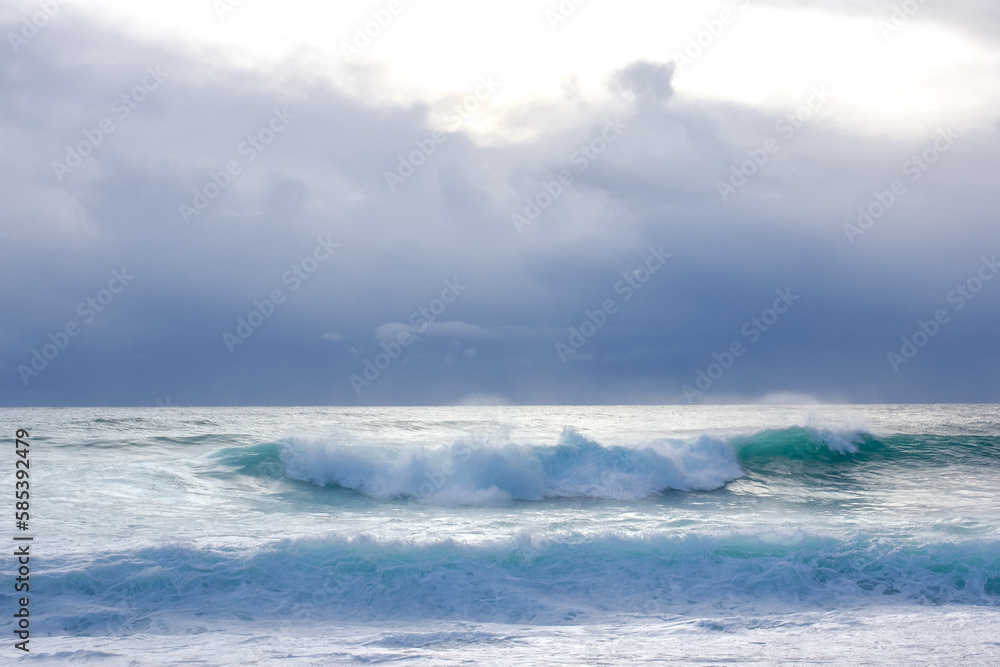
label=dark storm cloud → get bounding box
[0,5,998,406]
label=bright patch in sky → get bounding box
[78,0,1000,140]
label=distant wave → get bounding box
[732,426,875,460]
[24,532,1000,635]
[211,426,1000,504]
[732,427,1000,465]
[275,428,744,503]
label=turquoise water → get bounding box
[2,405,999,664]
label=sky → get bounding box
[1,0,998,406]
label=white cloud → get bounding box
[74,0,1000,140]
[374,320,503,343]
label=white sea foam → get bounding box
[6,406,1000,665]
[277,427,745,503]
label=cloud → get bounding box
[0,8,998,406]
[612,60,675,108]
[374,321,504,343]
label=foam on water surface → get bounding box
[3,405,1000,663]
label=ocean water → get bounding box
[2,404,999,664]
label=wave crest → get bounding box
[277,427,744,503]
[215,425,996,503]
[732,426,875,460]
[30,533,1000,634]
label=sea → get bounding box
[1,404,999,665]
